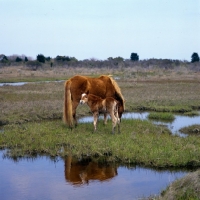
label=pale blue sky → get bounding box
[1,0,200,60]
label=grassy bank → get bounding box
[159,169,200,199]
[1,119,200,168]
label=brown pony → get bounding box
[80,93,120,134]
[63,75,125,128]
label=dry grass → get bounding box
[1,65,200,82]
[123,79,200,111]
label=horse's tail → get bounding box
[109,76,125,111]
[63,80,73,127]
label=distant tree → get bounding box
[55,55,62,61]
[0,54,8,62]
[24,57,28,62]
[69,57,78,62]
[191,52,199,63]
[130,53,139,61]
[37,54,45,63]
[114,56,124,62]
[55,55,71,61]
[107,57,113,61]
[45,56,51,61]
[65,56,71,61]
[15,57,23,62]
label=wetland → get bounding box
[0,65,200,199]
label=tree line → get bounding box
[0,52,199,70]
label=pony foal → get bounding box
[80,93,120,134]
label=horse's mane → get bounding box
[107,75,125,109]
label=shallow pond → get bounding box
[0,150,188,200]
[0,80,64,87]
[0,82,28,86]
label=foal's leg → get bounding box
[93,111,99,132]
[115,109,120,134]
[110,111,117,134]
[114,104,120,133]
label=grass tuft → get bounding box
[179,124,200,135]
[148,112,175,121]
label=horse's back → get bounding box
[69,76,90,98]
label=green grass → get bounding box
[148,112,175,121]
[1,119,200,168]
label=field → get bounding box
[0,65,200,198]
[1,65,200,124]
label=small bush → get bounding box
[26,60,42,70]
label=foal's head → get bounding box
[80,93,88,104]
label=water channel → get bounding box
[1,112,200,199]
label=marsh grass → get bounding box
[159,169,200,200]
[183,111,199,116]
[148,112,175,121]
[1,119,200,168]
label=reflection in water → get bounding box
[79,111,200,136]
[0,151,188,200]
[65,156,117,185]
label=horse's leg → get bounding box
[117,119,120,134]
[118,104,124,122]
[72,100,79,127]
[103,112,107,125]
[93,111,99,132]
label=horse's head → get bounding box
[80,93,88,105]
